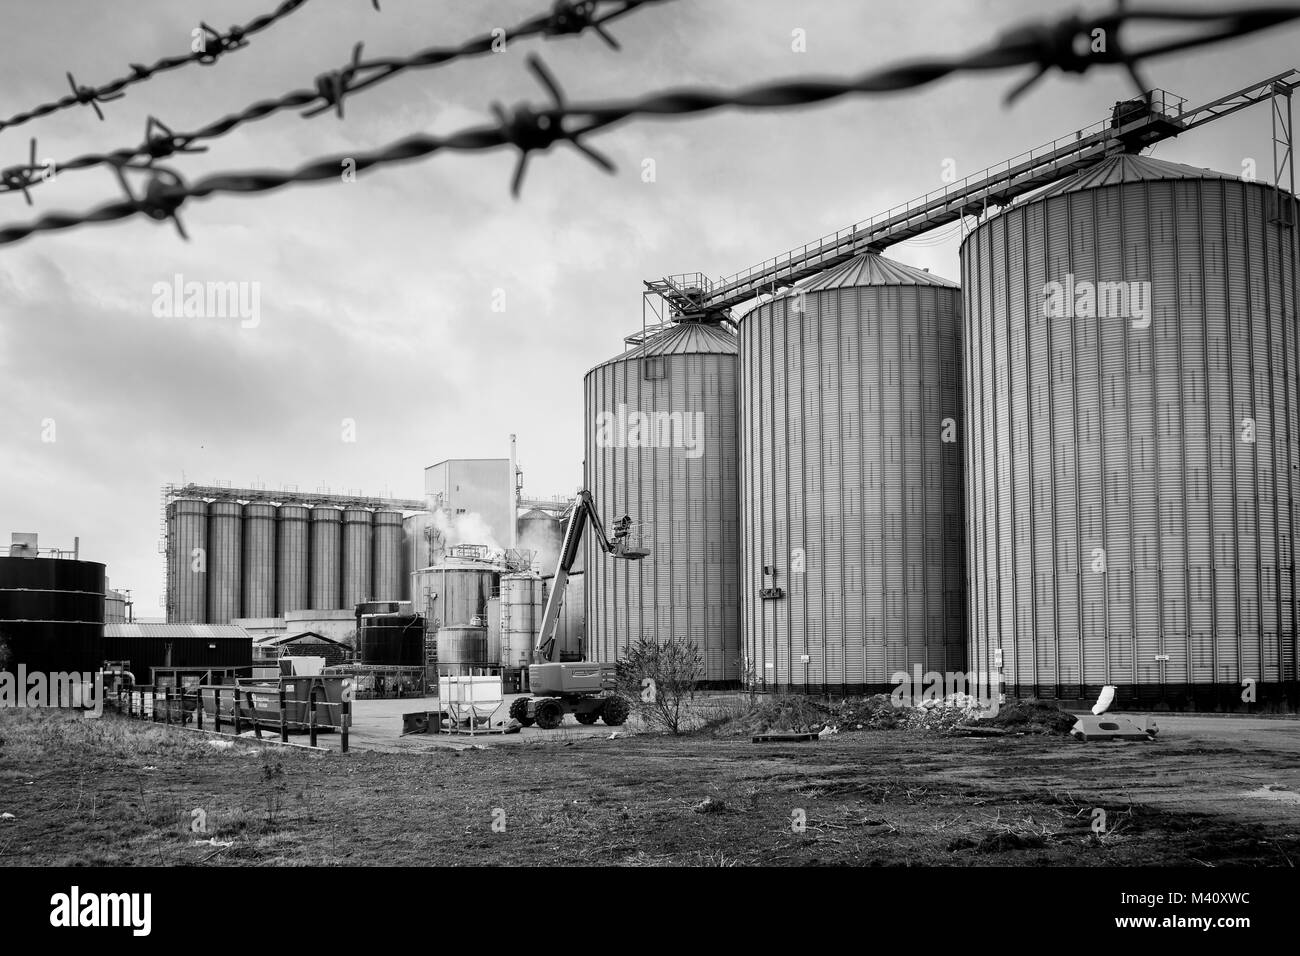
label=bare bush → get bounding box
[615,637,704,735]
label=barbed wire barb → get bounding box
[0,0,320,134]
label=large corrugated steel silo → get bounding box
[584,320,740,684]
[309,507,343,609]
[275,504,311,615]
[167,498,207,623]
[206,501,243,624]
[341,508,373,610]
[241,503,277,618]
[962,154,1300,708]
[739,253,966,693]
[372,511,405,601]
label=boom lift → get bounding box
[509,490,647,729]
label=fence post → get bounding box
[246,691,262,739]
[127,688,134,718]
[150,686,157,722]
[308,688,318,749]
[164,688,171,725]
[197,687,204,731]
[341,698,350,754]
[233,686,242,736]
[279,686,288,743]
[213,687,221,733]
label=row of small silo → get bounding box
[585,153,1299,706]
[166,501,406,624]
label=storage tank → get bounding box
[485,596,502,664]
[0,556,104,674]
[359,612,424,665]
[275,504,311,615]
[104,588,128,624]
[411,558,500,628]
[341,508,373,610]
[739,252,966,693]
[403,512,433,594]
[500,572,542,667]
[242,503,277,618]
[961,154,1300,709]
[167,498,207,623]
[584,320,741,683]
[309,507,343,609]
[372,511,405,601]
[436,624,488,675]
[206,501,243,624]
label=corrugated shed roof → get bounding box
[103,623,251,640]
[791,252,959,291]
[1031,154,1236,200]
[619,321,738,361]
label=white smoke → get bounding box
[433,508,501,554]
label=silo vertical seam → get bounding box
[1001,217,1022,690]
[1119,184,1138,689]
[1018,209,1039,692]
[1242,182,1262,685]
[1142,181,1167,692]
[1224,182,1243,686]
[1169,182,1192,694]
[1087,188,1111,686]
[1192,181,1219,688]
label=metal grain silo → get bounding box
[403,512,433,594]
[372,511,404,601]
[241,503,277,618]
[341,508,373,610]
[167,498,207,623]
[584,320,740,684]
[206,501,243,624]
[309,507,343,609]
[962,154,1300,709]
[275,504,311,615]
[739,253,966,694]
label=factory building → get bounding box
[584,320,742,685]
[739,253,966,693]
[962,154,1300,708]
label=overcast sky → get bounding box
[1,0,1296,617]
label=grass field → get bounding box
[1,707,1297,866]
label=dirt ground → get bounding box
[1,703,1297,866]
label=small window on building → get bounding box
[643,357,667,381]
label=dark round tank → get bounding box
[359,613,425,665]
[0,557,105,673]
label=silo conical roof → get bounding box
[610,320,738,364]
[793,251,959,291]
[1030,153,1236,200]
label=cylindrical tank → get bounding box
[167,498,207,623]
[739,253,966,694]
[207,501,243,624]
[517,510,571,573]
[0,557,104,674]
[104,588,127,624]
[341,508,373,610]
[486,596,502,664]
[359,612,425,665]
[584,320,741,683]
[961,154,1300,708]
[436,624,488,674]
[372,511,405,601]
[411,560,500,628]
[403,512,433,596]
[500,572,542,667]
[309,507,343,609]
[276,504,311,615]
[242,503,277,618]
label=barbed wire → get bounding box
[1,2,1298,246]
[0,0,668,203]
[0,0,324,135]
